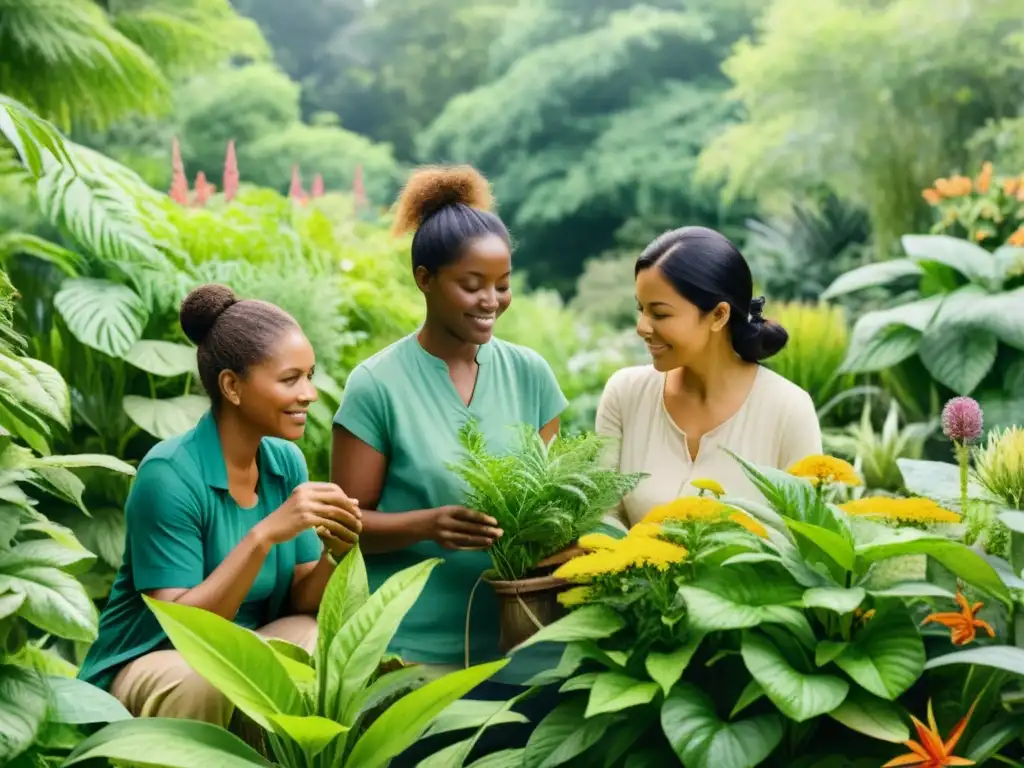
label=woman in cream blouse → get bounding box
[597,226,822,531]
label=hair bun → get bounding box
[392,165,494,236]
[180,283,238,346]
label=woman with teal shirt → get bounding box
[331,166,568,680]
[79,284,361,726]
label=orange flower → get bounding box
[975,161,993,194]
[1008,226,1024,247]
[935,176,972,198]
[883,698,976,767]
[1002,177,1019,196]
[921,591,995,646]
[922,188,942,205]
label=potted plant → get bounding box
[449,420,645,651]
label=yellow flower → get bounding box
[729,512,768,538]
[787,454,862,487]
[643,497,729,524]
[554,536,687,580]
[691,478,725,497]
[628,522,663,539]
[578,533,619,551]
[840,497,961,524]
[557,586,593,607]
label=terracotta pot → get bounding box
[485,570,570,652]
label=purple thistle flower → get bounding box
[942,396,984,444]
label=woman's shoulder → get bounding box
[753,367,817,414]
[488,336,551,368]
[603,364,661,400]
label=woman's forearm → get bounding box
[289,552,337,614]
[359,509,435,554]
[163,527,272,620]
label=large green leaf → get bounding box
[841,296,942,373]
[144,595,304,729]
[660,684,783,768]
[896,459,997,506]
[265,714,346,758]
[901,234,998,287]
[923,645,1024,675]
[27,465,87,512]
[123,340,197,377]
[0,562,97,641]
[855,530,1009,604]
[316,546,368,676]
[0,353,69,440]
[677,565,813,644]
[34,452,136,475]
[728,452,845,532]
[645,631,704,696]
[786,519,855,576]
[827,688,909,743]
[53,278,148,358]
[514,604,626,651]
[523,697,620,768]
[422,699,528,739]
[917,320,997,395]
[123,394,210,439]
[585,671,660,717]
[345,659,507,768]
[802,587,865,614]
[0,665,48,764]
[329,558,440,724]
[47,676,131,724]
[741,630,849,722]
[821,258,923,300]
[0,231,81,276]
[55,504,125,570]
[0,94,77,176]
[64,718,273,767]
[817,609,923,700]
[0,539,95,575]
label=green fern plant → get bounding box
[449,420,645,581]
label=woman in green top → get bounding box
[331,166,568,673]
[78,284,362,727]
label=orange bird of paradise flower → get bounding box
[920,591,995,646]
[883,698,976,767]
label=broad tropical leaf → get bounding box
[123,394,209,439]
[523,697,622,768]
[122,340,197,377]
[0,561,97,641]
[901,234,999,288]
[821,258,922,300]
[0,664,48,763]
[645,631,705,696]
[144,596,305,729]
[815,609,924,700]
[345,659,508,768]
[328,558,441,724]
[661,684,783,768]
[827,687,909,743]
[585,671,660,717]
[0,94,76,176]
[514,605,626,651]
[53,278,148,358]
[741,631,848,722]
[316,546,368,676]
[64,718,272,767]
[47,676,131,724]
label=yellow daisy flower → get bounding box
[692,478,725,497]
[729,512,768,538]
[787,454,862,486]
[840,497,961,525]
[557,586,593,607]
[628,522,663,539]
[578,532,619,551]
[554,536,687,580]
[643,497,729,525]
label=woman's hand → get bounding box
[427,506,503,551]
[257,482,361,548]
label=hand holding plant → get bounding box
[257,481,362,548]
[426,505,503,551]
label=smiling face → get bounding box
[635,265,731,372]
[416,233,513,345]
[221,326,318,440]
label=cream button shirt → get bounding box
[596,364,823,530]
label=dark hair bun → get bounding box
[392,165,493,236]
[180,283,238,346]
[733,318,789,362]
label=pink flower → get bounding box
[942,396,983,444]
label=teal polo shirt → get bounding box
[334,334,568,670]
[78,410,322,690]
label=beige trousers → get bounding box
[111,614,318,728]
